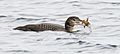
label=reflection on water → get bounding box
[0,0,120,54]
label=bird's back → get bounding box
[14,23,65,32]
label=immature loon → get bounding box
[13,16,82,33]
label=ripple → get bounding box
[0,15,7,18]
[64,41,90,45]
[77,51,82,53]
[78,41,89,45]
[54,13,71,16]
[18,14,45,17]
[108,44,118,48]
[31,2,47,4]
[68,1,79,3]
[67,0,81,7]
[101,8,120,10]
[72,4,81,7]
[56,38,79,40]
[5,50,31,52]
[49,1,64,4]
[96,24,120,29]
[85,2,120,5]
[99,2,120,5]
[64,42,77,45]
[15,17,41,21]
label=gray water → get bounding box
[0,0,120,54]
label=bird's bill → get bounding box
[80,18,91,28]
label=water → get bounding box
[0,0,120,54]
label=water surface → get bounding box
[0,0,120,54]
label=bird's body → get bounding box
[13,16,83,33]
[14,23,65,32]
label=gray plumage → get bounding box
[14,23,65,32]
[13,16,81,33]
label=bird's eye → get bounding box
[72,19,76,21]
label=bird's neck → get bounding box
[65,20,75,33]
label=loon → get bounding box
[13,16,85,33]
